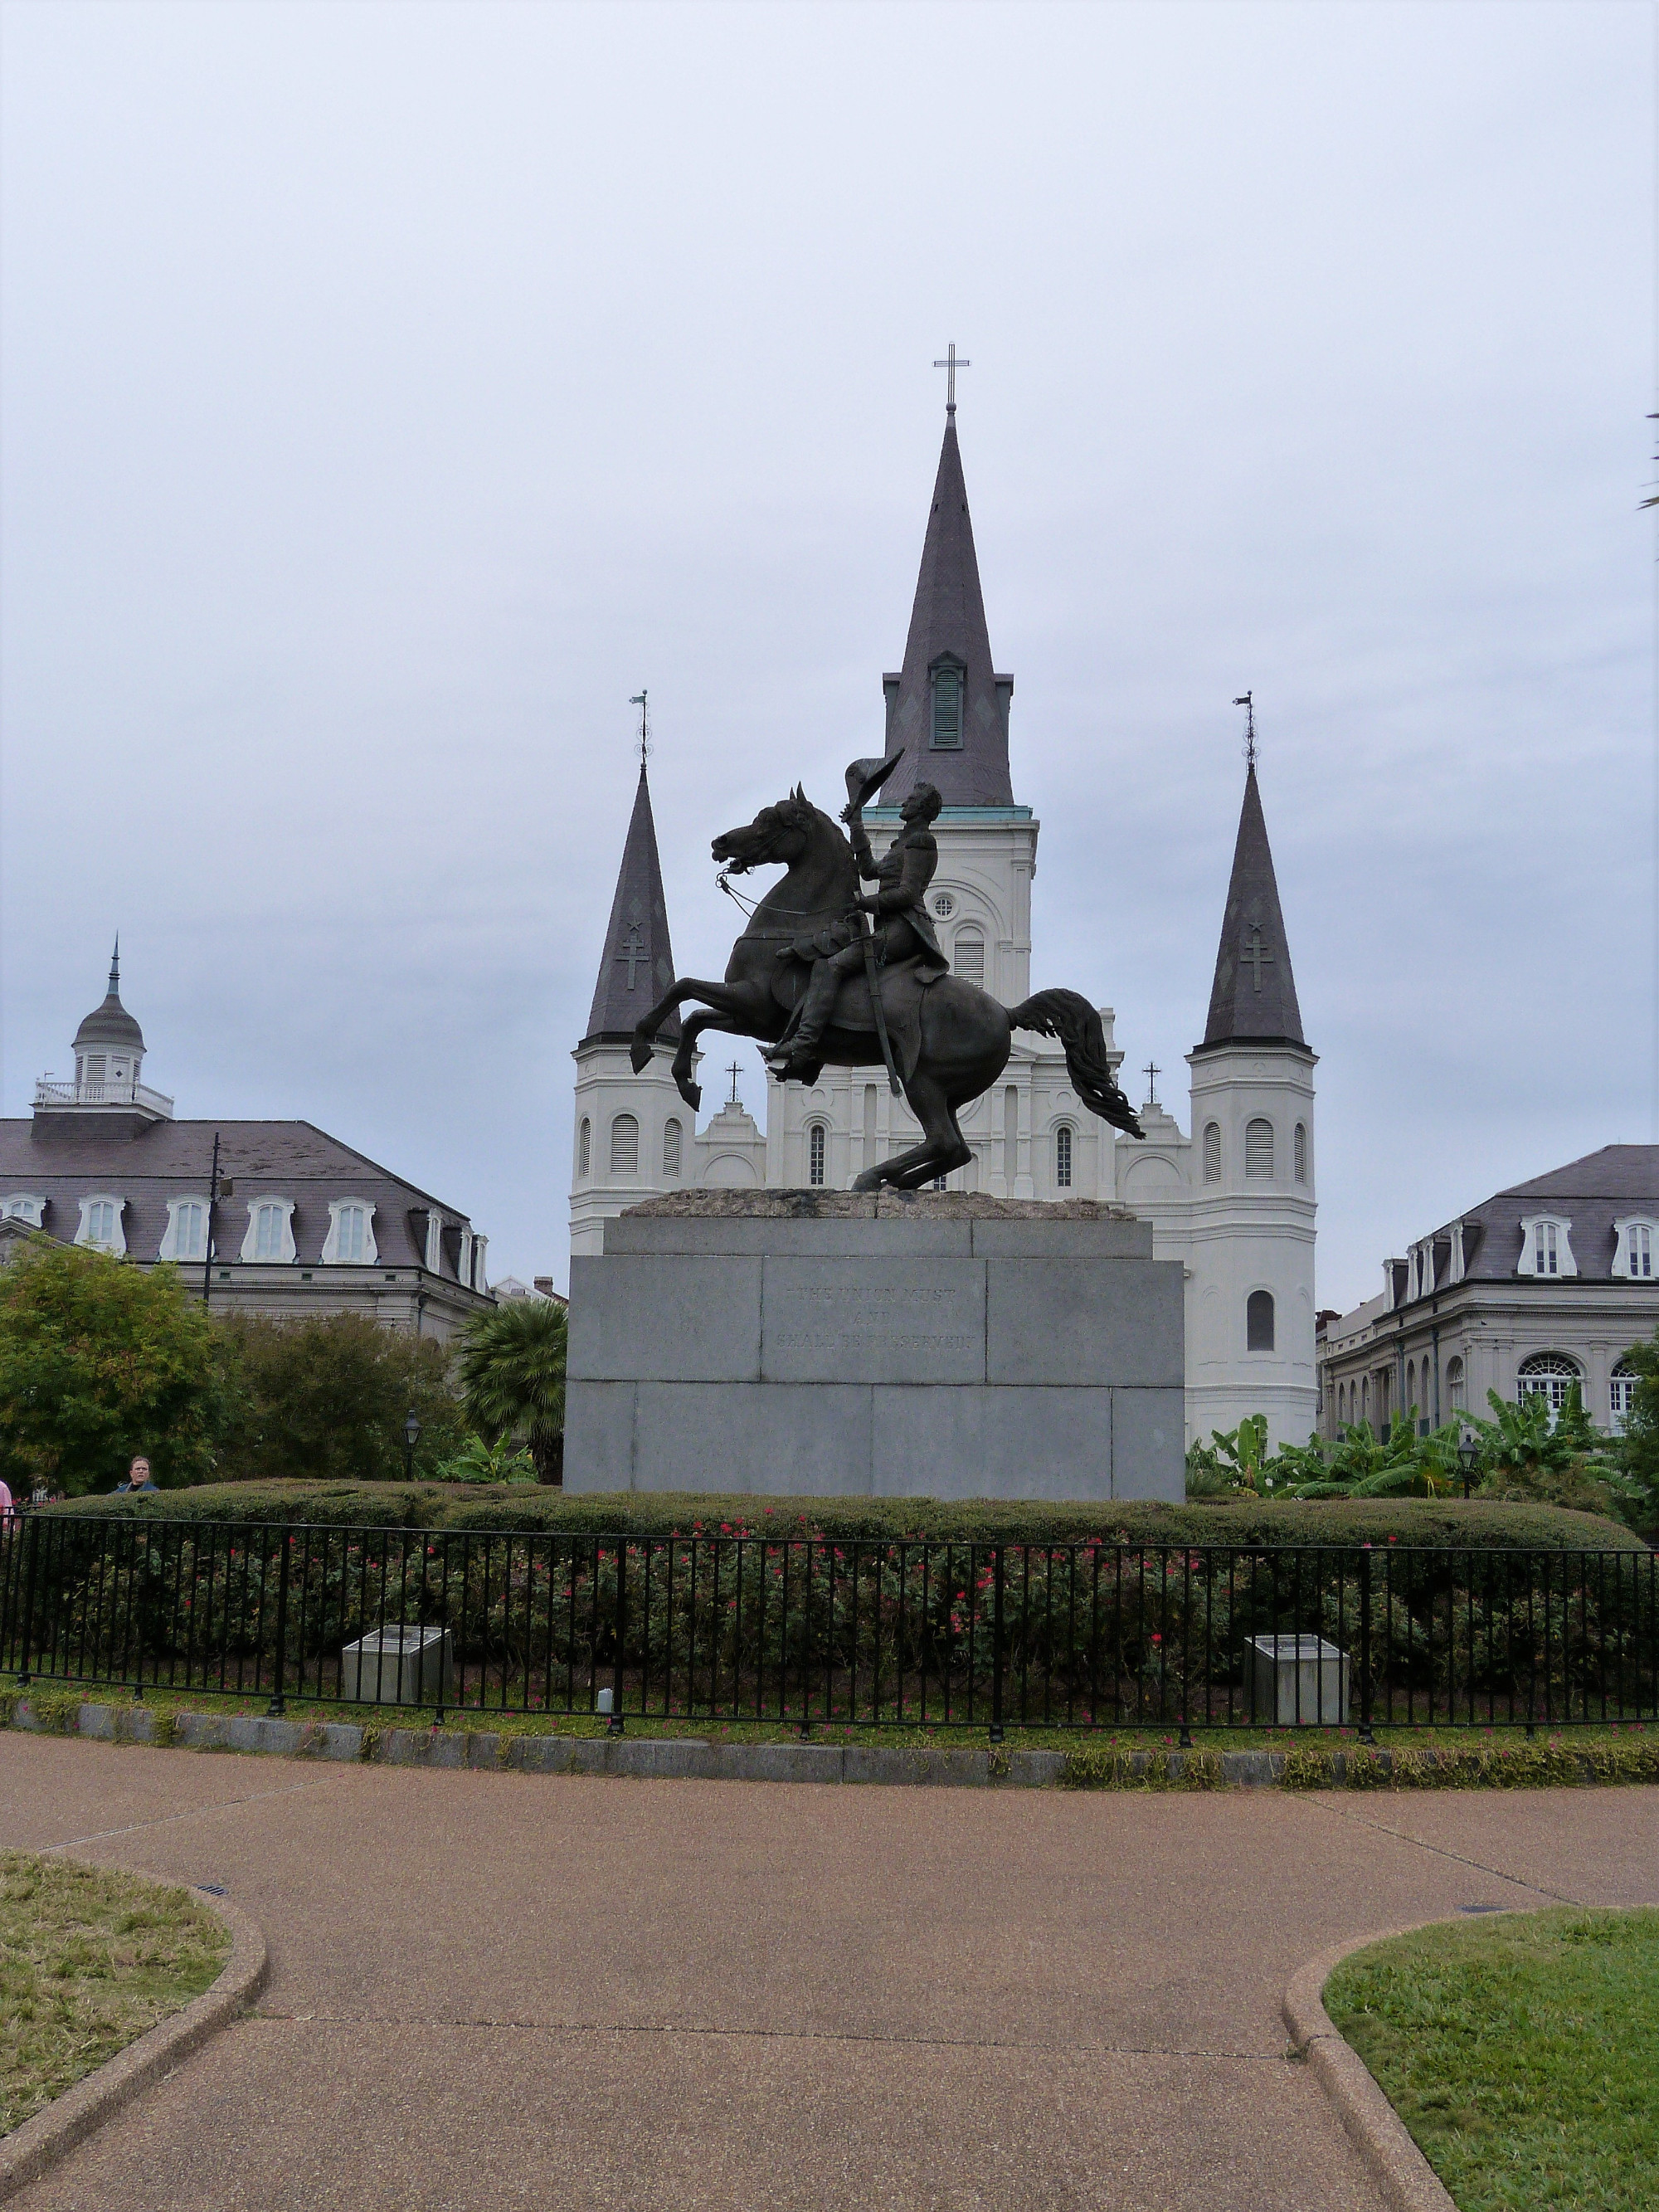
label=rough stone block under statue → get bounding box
[565,1191,1184,1502]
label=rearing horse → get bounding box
[630,787,1143,1191]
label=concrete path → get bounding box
[2,1736,1654,2211]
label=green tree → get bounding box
[455,1297,567,1484]
[215,1311,467,1484]
[0,1240,230,1494]
[1612,1327,1659,1540]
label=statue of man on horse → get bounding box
[628,752,1144,1192]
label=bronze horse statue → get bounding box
[630,783,1144,1191]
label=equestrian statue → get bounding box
[629,752,1144,1191]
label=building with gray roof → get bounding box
[4,956,493,1339]
[1316,1144,1658,1439]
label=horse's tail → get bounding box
[1008,990,1145,1138]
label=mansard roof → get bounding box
[1446,1145,1659,1287]
[583,766,679,1045]
[0,1116,483,1276]
[1198,765,1306,1051]
[881,419,1015,809]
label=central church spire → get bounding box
[881,415,1016,808]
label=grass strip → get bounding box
[0,1852,229,2136]
[1324,1907,1659,2211]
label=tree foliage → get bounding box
[1613,1325,1659,1539]
[0,1240,230,1494]
[454,1297,567,1484]
[214,1310,468,1484]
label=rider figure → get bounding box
[767,781,948,1080]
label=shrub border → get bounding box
[0,1869,267,2203]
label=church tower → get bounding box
[766,391,1123,1193]
[569,763,692,1257]
[1183,754,1317,1449]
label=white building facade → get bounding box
[570,408,1318,1447]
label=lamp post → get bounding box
[404,1407,422,1481]
[1457,1436,1478,1500]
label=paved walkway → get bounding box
[2,1736,1654,2211]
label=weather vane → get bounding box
[629,690,650,769]
[1233,691,1257,771]
[932,342,971,416]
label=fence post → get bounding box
[609,1542,625,1736]
[989,1546,1005,1745]
[1357,1546,1374,1745]
[268,1532,290,1718]
[15,1516,42,1688]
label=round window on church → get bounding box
[932,893,956,918]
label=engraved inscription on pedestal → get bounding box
[761,1257,985,1385]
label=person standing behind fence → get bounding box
[0,1476,12,1526]
[113,1455,158,1495]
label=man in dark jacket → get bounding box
[767,781,949,1080]
[114,1455,158,1494]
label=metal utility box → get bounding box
[340,1625,454,1707]
[1247,1635,1350,1727]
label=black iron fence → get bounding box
[2,1515,1654,1737]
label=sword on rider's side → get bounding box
[859,905,903,1098]
[844,748,907,1099]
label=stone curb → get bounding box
[0,1876,267,2205]
[7,1700,1648,1791]
[1282,1921,1491,2212]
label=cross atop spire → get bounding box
[932,342,971,416]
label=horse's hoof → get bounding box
[679,1081,703,1111]
[851,1168,883,1193]
[629,1035,653,1074]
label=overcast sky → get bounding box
[1,0,1651,1306]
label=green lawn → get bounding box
[1324,1907,1659,2211]
[0,1852,229,2136]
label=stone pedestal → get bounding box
[565,1191,1184,1502]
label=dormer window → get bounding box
[241,1199,296,1264]
[930,656,966,750]
[2,1194,46,1228]
[324,1201,376,1265]
[1613,1218,1657,1281]
[1517,1216,1576,1278]
[159,1197,210,1263]
[75,1195,125,1254]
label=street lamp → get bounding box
[1457,1435,1478,1499]
[404,1406,422,1481]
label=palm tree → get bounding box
[455,1296,567,1484]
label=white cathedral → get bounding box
[570,404,1318,1451]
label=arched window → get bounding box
[1294,1123,1307,1185]
[931,659,964,749]
[331,1202,369,1264]
[1247,1289,1275,1352]
[663,1118,683,1178]
[577,1118,591,1177]
[1245,1118,1274,1179]
[808,1123,826,1187]
[1516,1352,1580,1423]
[1406,1359,1416,1413]
[1054,1124,1073,1189]
[953,931,985,984]
[1203,1123,1221,1183]
[610,1113,639,1175]
[1361,1376,1370,1420]
[1611,1360,1637,1433]
[1446,1356,1466,1412]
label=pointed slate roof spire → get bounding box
[882,418,1015,807]
[582,766,680,1045]
[1199,765,1306,1050]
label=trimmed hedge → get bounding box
[41,1481,1649,1552]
